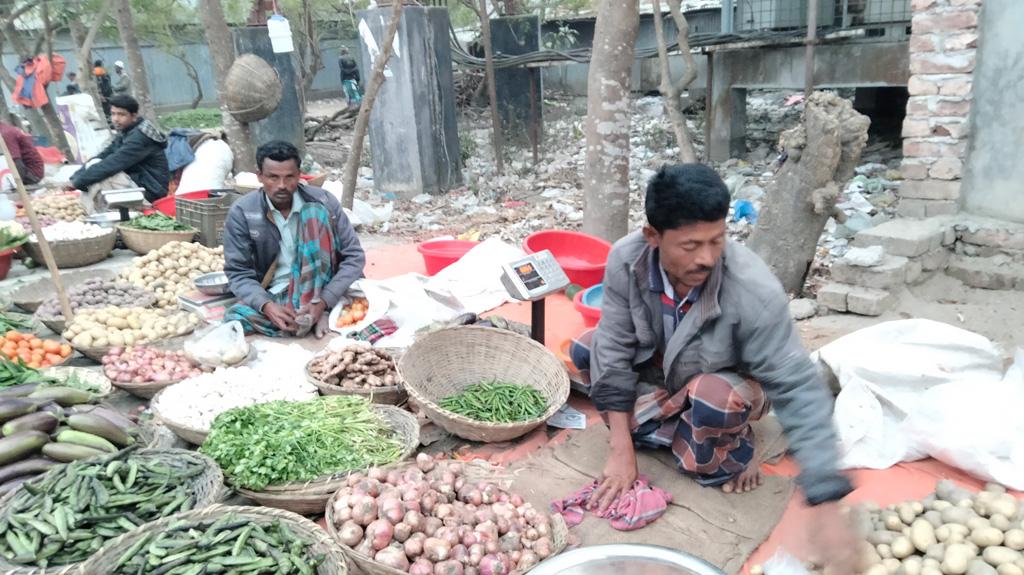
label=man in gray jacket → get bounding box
[581,164,857,575]
[222,141,365,337]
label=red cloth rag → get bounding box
[550,475,673,531]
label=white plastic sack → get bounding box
[815,319,1005,470]
[763,549,812,575]
[328,279,391,336]
[903,348,1024,490]
[177,139,234,194]
[184,321,249,367]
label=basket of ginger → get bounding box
[335,297,369,328]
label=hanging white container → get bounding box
[267,14,294,54]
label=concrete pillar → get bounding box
[491,15,543,146]
[709,52,747,162]
[232,27,306,156]
[357,6,462,198]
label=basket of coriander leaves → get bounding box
[117,213,196,255]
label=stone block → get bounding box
[902,118,932,138]
[901,179,961,201]
[853,218,946,257]
[946,256,1024,291]
[789,298,817,320]
[929,157,963,180]
[910,34,939,53]
[943,32,978,51]
[817,283,852,312]
[901,160,931,181]
[925,200,960,216]
[943,226,956,246]
[959,224,1024,250]
[908,76,939,96]
[911,10,979,35]
[910,51,976,75]
[903,138,941,158]
[930,119,968,139]
[905,259,924,284]
[906,96,932,116]
[831,255,908,289]
[933,98,972,117]
[918,247,952,271]
[847,287,896,317]
[898,199,929,219]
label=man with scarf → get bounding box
[223,141,365,338]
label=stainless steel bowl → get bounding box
[529,545,727,575]
[193,271,231,296]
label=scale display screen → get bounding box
[515,263,546,291]
[499,250,570,302]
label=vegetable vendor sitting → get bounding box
[572,164,858,575]
[223,141,365,338]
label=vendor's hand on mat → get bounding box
[298,300,327,325]
[263,302,298,333]
[590,445,637,513]
[313,314,330,339]
[809,501,859,575]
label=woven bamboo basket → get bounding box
[0,448,224,575]
[23,231,116,269]
[225,54,282,123]
[148,386,210,446]
[10,270,117,313]
[40,366,112,398]
[324,459,570,575]
[234,406,420,515]
[80,504,349,574]
[304,353,406,406]
[398,326,570,443]
[116,224,197,255]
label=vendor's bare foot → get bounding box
[721,467,763,493]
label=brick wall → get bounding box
[899,0,981,218]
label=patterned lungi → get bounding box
[224,200,340,337]
[571,331,769,486]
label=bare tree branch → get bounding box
[651,0,697,163]
[667,0,698,93]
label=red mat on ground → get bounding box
[365,242,1021,571]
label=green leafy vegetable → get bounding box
[123,213,195,232]
[0,311,34,333]
[200,396,405,490]
[0,221,28,251]
[0,358,55,388]
[439,380,548,423]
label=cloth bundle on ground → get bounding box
[551,474,673,531]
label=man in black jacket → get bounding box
[65,95,170,207]
[338,47,361,107]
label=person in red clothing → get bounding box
[0,123,44,185]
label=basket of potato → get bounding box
[34,278,156,334]
[31,192,86,222]
[62,306,203,362]
[121,241,224,307]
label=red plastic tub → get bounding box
[523,230,612,288]
[572,283,604,328]
[417,240,480,276]
[153,190,210,217]
[0,249,14,281]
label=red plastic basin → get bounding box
[572,287,602,328]
[417,240,480,276]
[153,190,210,217]
[523,230,612,288]
[0,249,14,281]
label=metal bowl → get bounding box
[193,271,231,296]
[529,545,727,575]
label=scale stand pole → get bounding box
[531,299,545,345]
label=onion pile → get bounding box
[331,453,557,575]
[101,346,202,383]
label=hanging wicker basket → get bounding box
[224,54,283,123]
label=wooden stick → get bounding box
[0,136,74,322]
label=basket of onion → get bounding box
[325,453,569,575]
[101,345,204,399]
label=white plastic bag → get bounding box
[328,279,391,336]
[815,319,1005,470]
[903,348,1024,490]
[184,321,249,367]
[763,549,812,575]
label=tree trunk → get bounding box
[582,0,639,242]
[68,0,114,118]
[198,0,255,172]
[477,0,504,175]
[340,1,403,211]
[114,0,156,119]
[747,92,870,295]
[298,0,322,103]
[652,0,698,163]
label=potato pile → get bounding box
[62,307,201,349]
[121,241,224,307]
[855,480,1023,575]
[35,278,155,318]
[307,345,401,390]
[31,194,85,222]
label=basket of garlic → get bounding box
[62,306,203,362]
[24,221,116,269]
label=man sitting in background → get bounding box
[64,94,169,208]
[0,122,44,185]
[223,141,365,338]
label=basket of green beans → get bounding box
[116,214,197,255]
[398,325,570,443]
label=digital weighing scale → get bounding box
[96,187,146,221]
[499,250,570,345]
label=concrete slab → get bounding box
[946,255,1024,291]
[817,283,852,312]
[831,255,909,290]
[846,286,896,316]
[853,217,949,257]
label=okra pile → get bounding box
[438,380,548,423]
[111,513,326,575]
[0,450,207,568]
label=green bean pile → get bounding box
[0,450,206,568]
[111,513,325,575]
[439,380,548,423]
